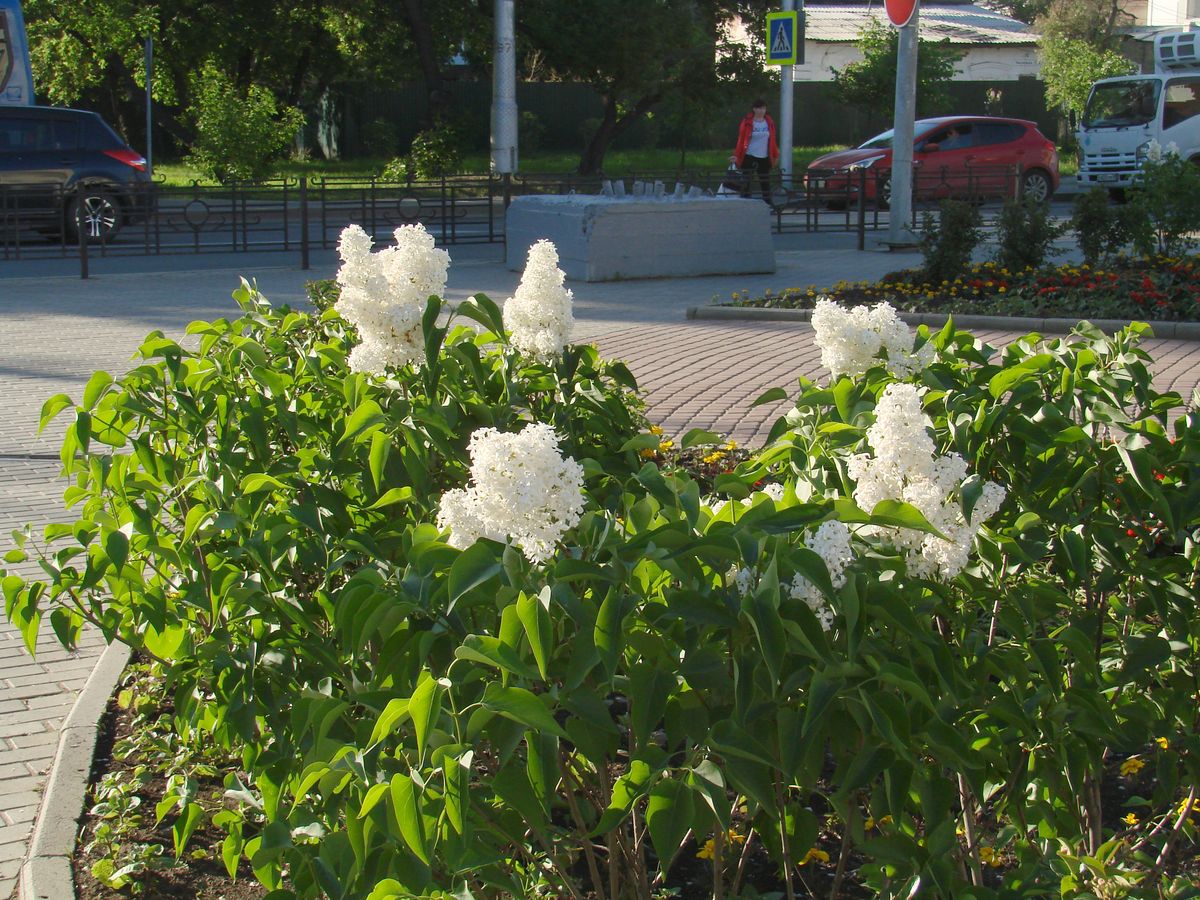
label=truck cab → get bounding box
[1077,30,1200,192]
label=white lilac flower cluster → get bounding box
[788,520,853,632]
[335,224,450,375]
[504,240,574,360]
[436,423,585,564]
[810,299,934,378]
[846,383,1005,581]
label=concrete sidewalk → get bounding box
[2,231,1199,898]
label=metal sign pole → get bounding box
[491,0,518,174]
[779,0,794,188]
[887,17,919,246]
[144,37,153,178]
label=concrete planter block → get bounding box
[505,195,775,282]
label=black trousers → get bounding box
[740,155,772,198]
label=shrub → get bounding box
[993,196,1063,272]
[361,116,400,157]
[185,62,304,183]
[408,121,462,178]
[919,199,982,284]
[5,235,1200,897]
[1072,187,1130,266]
[518,110,545,157]
[1124,147,1200,257]
[379,156,410,183]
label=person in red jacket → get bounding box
[731,99,779,200]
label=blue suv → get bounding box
[0,105,150,241]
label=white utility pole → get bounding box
[145,37,153,177]
[491,0,518,174]
[887,16,919,246]
[779,0,795,187]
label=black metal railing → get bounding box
[0,165,1037,277]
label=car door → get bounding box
[964,122,1026,198]
[914,123,978,199]
[0,112,79,222]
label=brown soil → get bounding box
[72,690,268,900]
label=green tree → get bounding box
[831,18,963,119]
[518,0,770,174]
[1040,36,1135,122]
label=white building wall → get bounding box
[1146,0,1200,26]
[791,43,1040,82]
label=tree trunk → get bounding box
[577,92,662,175]
[399,0,452,125]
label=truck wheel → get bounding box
[1021,170,1052,202]
[67,191,121,243]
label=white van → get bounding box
[1076,30,1200,193]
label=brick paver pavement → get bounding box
[2,237,1199,898]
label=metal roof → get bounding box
[804,4,1038,45]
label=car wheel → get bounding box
[67,191,121,243]
[876,175,892,210]
[1021,170,1052,203]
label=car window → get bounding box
[975,122,1024,145]
[923,123,977,150]
[0,117,79,152]
[83,115,125,150]
[1163,77,1200,129]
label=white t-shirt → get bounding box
[746,119,770,158]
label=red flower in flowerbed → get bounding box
[736,255,1200,323]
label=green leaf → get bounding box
[629,664,676,749]
[443,751,472,835]
[102,528,130,572]
[455,292,507,337]
[516,588,553,681]
[358,782,390,820]
[365,487,413,510]
[241,473,287,494]
[456,635,539,680]
[221,828,243,879]
[593,758,657,835]
[447,541,502,612]
[646,778,695,871]
[39,394,73,433]
[752,386,789,407]
[390,774,430,865]
[81,371,113,411]
[481,684,566,738]
[368,432,390,492]
[368,698,410,746]
[620,433,663,452]
[172,802,205,860]
[408,672,443,762]
[681,428,723,449]
[339,399,385,445]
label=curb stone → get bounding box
[686,304,1200,339]
[18,641,130,900]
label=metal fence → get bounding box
[0,165,1030,276]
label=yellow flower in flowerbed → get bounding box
[696,829,747,859]
[1120,757,1146,776]
[1156,736,1169,749]
[1123,813,1140,826]
[799,847,830,866]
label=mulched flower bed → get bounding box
[73,664,267,900]
[731,256,1200,322]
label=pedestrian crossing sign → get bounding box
[766,11,801,66]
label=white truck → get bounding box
[1076,29,1200,193]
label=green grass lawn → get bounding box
[152,147,848,187]
[154,144,1077,186]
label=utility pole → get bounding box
[144,37,153,177]
[491,0,518,176]
[779,0,794,188]
[886,1,919,246]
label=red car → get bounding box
[807,116,1059,207]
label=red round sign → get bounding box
[885,0,918,27]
